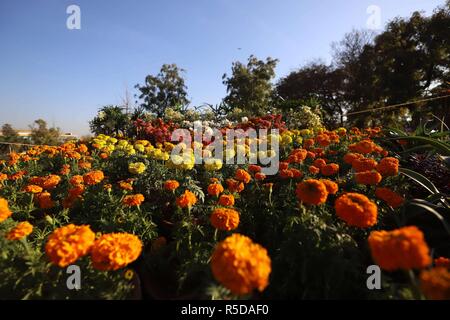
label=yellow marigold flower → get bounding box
[420,267,450,300]
[368,226,431,271]
[211,234,271,295]
[23,184,43,194]
[123,194,145,207]
[45,224,95,267]
[176,190,197,208]
[83,170,104,185]
[0,198,12,222]
[210,208,240,231]
[204,158,223,171]
[335,193,377,228]
[128,162,147,175]
[6,221,33,240]
[90,233,142,271]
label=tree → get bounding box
[0,123,25,154]
[222,55,278,114]
[29,119,61,146]
[89,105,130,136]
[276,62,348,127]
[135,64,189,118]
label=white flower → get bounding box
[241,117,249,123]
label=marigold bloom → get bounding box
[208,183,224,197]
[290,168,303,178]
[350,140,376,154]
[83,170,105,185]
[42,175,61,190]
[435,257,450,269]
[164,180,180,191]
[255,172,266,181]
[176,190,197,208]
[352,158,378,172]
[375,187,404,208]
[235,169,251,184]
[376,157,399,177]
[279,162,289,170]
[78,160,92,170]
[320,179,338,195]
[287,148,308,163]
[0,198,12,222]
[45,224,95,267]
[91,233,142,271]
[420,267,450,300]
[210,208,240,231]
[368,226,431,271]
[9,170,26,181]
[296,179,328,205]
[211,234,271,295]
[68,185,85,199]
[343,152,363,165]
[313,158,327,168]
[70,175,84,186]
[279,169,294,179]
[128,162,147,175]
[0,173,8,182]
[226,178,244,193]
[36,192,55,209]
[23,184,43,194]
[309,165,320,174]
[248,165,261,173]
[335,193,377,228]
[218,194,235,206]
[355,170,382,185]
[123,194,145,207]
[119,181,133,191]
[59,164,71,175]
[320,163,339,176]
[6,221,33,240]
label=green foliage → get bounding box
[89,105,130,136]
[222,55,278,114]
[136,64,190,118]
[29,119,61,146]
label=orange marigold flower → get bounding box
[248,165,261,173]
[279,169,294,179]
[303,138,314,149]
[68,184,85,199]
[320,163,339,176]
[335,193,377,228]
[9,170,26,181]
[164,180,180,191]
[208,183,224,197]
[290,168,303,178]
[321,179,338,195]
[420,267,450,300]
[176,190,197,208]
[295,179,328,205]
[211,234,271,295]
[376,157,399,177]
[210,208,240,231]
[316,134,331,147]
[309,165,320,174]
[69,175,84,186]
[45,224,95,267]
[355,170,382,185]
[78,160,92,170]
[83,170,104,185]
[119,181,133,191]
[0,198,13,222]
[350,140,376,154]
[6,221,33,240]
[435,257,450,269]
[279,161,289,170]
[313,158,327,168]
[255,172,266,181]
[59,164,71,175]
[42,175,61,190]
[23,184,43,194]
[287,148,307,163]
[218,194,235,207]
[226,178,244,193]
[352,157,378,172]
[123,194,145,207]
[0,173,8,182]
[375,187,404,208]
[343,152,363,165]
[235,169,251,184]
[91,233,142,271]
[368,226,431,271]
[36,192,55,209]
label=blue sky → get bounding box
[0,0,445,135]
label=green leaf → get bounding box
[387,136,450,156]
[399,168,440,194]
[408,200,450,236]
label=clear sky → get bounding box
[0,0,445,135]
